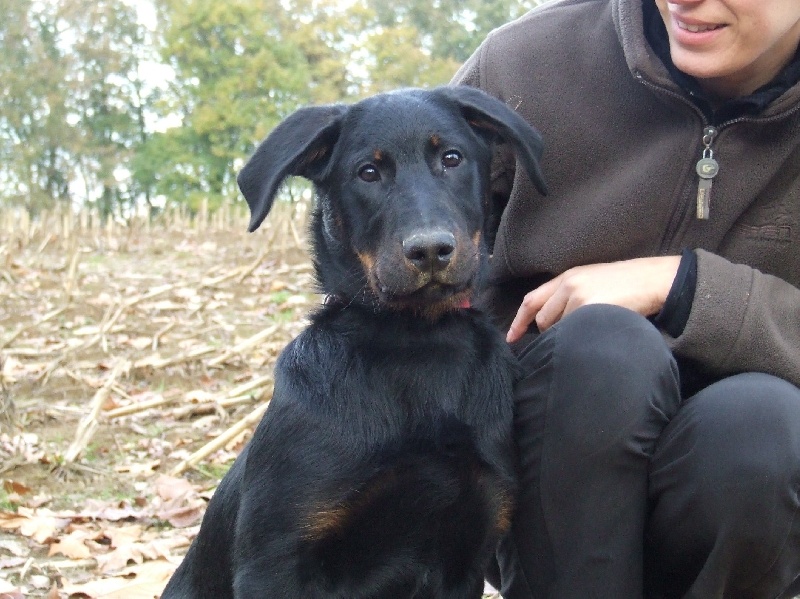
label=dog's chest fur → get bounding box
[279,304,515,438]
[237,305,517,594]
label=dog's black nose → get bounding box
[402,230,456,272]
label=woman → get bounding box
[453,0,800,597]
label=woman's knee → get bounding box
[514,304,681,454]
[518,304,676,378]
[652,374,800,504]
[675,373,800,494]
[648,373,800,593]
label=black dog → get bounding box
[161,86,547,598]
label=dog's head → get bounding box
[238,86,547,318]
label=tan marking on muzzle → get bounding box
[357,251,380,294]
[358,251,376,272]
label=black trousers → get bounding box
[497,304,800,599]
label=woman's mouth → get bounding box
[676,20,724,34]
[669,13,727,45]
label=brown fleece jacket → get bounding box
[453,0,800,387]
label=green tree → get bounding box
[57,0,148,217]
[0,0,71,212]
[359,23,461,92]
[151,0,541,206]
[0,0,157,216]
[349,0,542,92]
[279,0,354,103]
[0,0,547,212]
[154,0,321,207]
[368,0,540,64]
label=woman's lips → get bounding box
[670,14,727,44]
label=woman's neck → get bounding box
[698,37,800,102]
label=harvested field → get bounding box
[0,203,315,597]
[0,205,501,598]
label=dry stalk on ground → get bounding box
[0,201,314,476]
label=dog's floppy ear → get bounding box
[238,104,348,232]
[436,86,548,197]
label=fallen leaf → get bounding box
[157,504,205,528]
[3,480,31,496]
[154,475,195,502]
[0,508,70,544]
[105,524,143,549]
[48,529,92,559]
[114,460,161,477]
[95,543,144,573]
[80,499,142,522]
[61,558,176,598]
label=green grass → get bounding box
[0,489,19,511]
[194,462,233,481]
[268,290,292,304]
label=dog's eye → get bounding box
[358,164,380,182]
[442,151,463,169]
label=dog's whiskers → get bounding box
[344,285,368,311]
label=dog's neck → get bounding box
[322,293,473,316]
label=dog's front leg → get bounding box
[230,394,354,598]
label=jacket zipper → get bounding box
[633,74,712,252]
[633,71,800,255]
[632,73,800,252]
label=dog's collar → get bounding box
[324,293,472,311]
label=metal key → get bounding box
[696,152,719,220]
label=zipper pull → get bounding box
[696,126,719,220]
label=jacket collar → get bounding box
[614,0,800,122]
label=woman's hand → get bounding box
[506,256,682,343]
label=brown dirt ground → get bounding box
[0,213,500,598]
[0,215,319,597]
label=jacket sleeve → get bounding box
[667,249,800,388]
